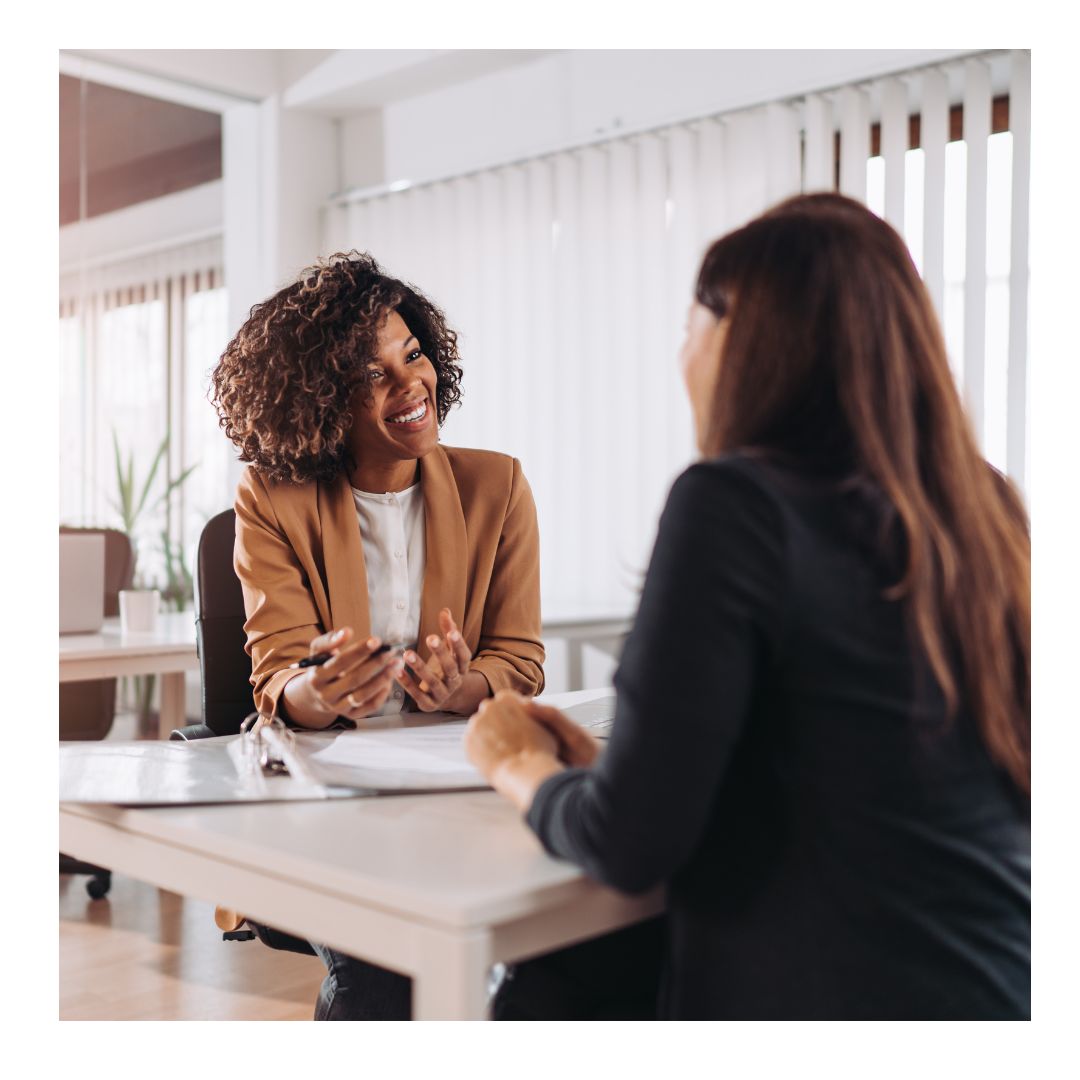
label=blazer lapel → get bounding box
[318,473,371,641]
[417,445,468,653]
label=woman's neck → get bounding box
[348,456,420,494]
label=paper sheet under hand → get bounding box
[561,694,616,737]
[295,717,485,792]
[293,694,618,792]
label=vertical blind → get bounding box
[323,49,1030,619]
[59,236,228,584]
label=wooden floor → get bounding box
[60,706,328,1020]
[59,871,326,1020]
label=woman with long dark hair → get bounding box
[467,193,1030,1019]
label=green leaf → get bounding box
[134,437,168,521]
[149,461,199,513]
[109,431,198,559]
[112,430,132,529]
[126,453,135,528]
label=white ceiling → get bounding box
[60,49,557,112]
[283,50,556,112]
[60,48,1005,124]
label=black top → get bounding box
[527,455,1030,1019]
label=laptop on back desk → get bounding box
[60,533,105,634]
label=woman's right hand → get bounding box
[290,627,404,724]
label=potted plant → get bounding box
[110,430,197,724]
[159,527,196,612]
[111,430,198,619]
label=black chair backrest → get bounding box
[196,509,253,735]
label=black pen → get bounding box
[289,643,395,669]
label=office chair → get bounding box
[171,508,253,740]
[172,509,316,955]
[59,526,135,899]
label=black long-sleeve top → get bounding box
[527,455,1030,1019]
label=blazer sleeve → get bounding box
[525,462,788,893]
[469,458,546,697]
[233,470,323,717]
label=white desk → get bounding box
[60,611,200,739]
[59,688,663,1019]
[542,610,632,691]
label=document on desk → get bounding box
[294,717,486,792]
[293,693,617,791]
[59,735,361,805]
[59,692,618,804]
[58,719,484,803]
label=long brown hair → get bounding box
[695,193,1030,794]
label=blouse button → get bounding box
[394,549,404,558]
[396,600,406,610]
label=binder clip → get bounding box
[239,712,299,776]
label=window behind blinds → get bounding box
[59,235,228,586]
[323,49,1029,619]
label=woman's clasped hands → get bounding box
[465,691,603,810]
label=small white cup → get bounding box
[119,589,160,634]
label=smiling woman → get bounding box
[212,252,463,487]
[348,309,442,491]
[209,252,545,1020]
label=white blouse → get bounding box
[351,482,426,715]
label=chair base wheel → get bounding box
[86,874,111,900]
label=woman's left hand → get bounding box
[399,607,478,712]
[465,691,564,810]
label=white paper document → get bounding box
[58,690,619,805]
[295,716,484,791]
[59,735,352,805]
[293,693,617,791]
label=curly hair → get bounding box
[211,251,464,484]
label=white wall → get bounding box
[339,112,386,193]
[59,181,222,271]
[272,102,340,285]
[370,49,977,191]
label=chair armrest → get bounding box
[169,723,219,741]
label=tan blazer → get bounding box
[233,444,545,717]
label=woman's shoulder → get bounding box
[439,444,517,471]
[236,464,322,515]
[438,444,522,486]
[433,445,532,520]
[681,451,857,516]
[662,454,798,562]
[674,452,792,511]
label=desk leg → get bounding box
[566,640,584,693]
[412,927,493,1020]
[158,673,188,740]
